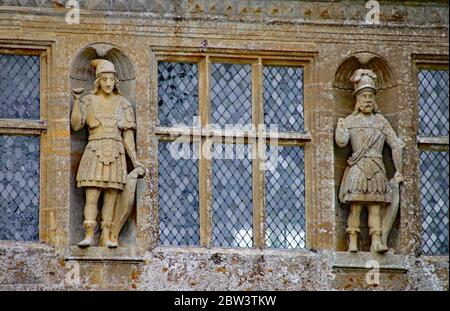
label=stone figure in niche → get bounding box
[71,59,144,248]
[335,69,403,254]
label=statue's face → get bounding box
[99,73,115,95]
[356,90,376,114]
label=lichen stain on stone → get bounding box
[211,253,222,265]
[131,269,141,280]
[216,266,227,274]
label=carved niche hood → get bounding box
[333,51,398,92]
[70,43,135,82]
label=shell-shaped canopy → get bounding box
[333,52,397,91]
[70,44,135,82]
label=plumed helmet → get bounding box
[350,69,377,96]
[90,59,117,77]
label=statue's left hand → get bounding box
[134,161,145,177]
[392,172,404,184]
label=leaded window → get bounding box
[155,52,311,249]
[0,52,46,242]
[416,66,449,256]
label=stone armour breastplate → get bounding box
[85,99,124,165]
[87,101,122,142]
[348,115,385,158]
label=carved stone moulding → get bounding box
[1,1,448,26]
[333,51,398,92]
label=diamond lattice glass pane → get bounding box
[212,143,253,248]
[158,141,200,246]
[420,151,449,255]
[0,135,40,241]
[418,70,449,137]
[0,54,40,119]
[211,63,252,128]
[158,62,198,127]
[265,146,306,249]
[264,66,304,132]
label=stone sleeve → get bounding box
[118,97,136,131]
[383,117,403,174]
[335,118,350,148]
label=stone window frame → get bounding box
[150,47,317,250]
[412,55,449,257]
[0,42,50,244]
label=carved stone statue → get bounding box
[71,59,144,248]
[335,69,403,254]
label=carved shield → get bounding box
[110,168,139,244]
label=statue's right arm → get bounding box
[335,117,350,148]
[70,90,86,131]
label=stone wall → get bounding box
[0,0,448,290]
[1,242,448,290]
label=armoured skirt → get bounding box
[76,139,127,190]
[339,157,389,204]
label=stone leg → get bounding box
[99,188,119,248]
[346,203,362,252]
[368,203,389,253]
[78,188,101,247]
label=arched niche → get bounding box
[333,51,401,253]
[69,43,137,248]
[70,43,136,100]
[333,51,398,91]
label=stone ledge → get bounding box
[65,246,144,262]
[332,251,408,273]
[0,240,55,253]
[418,255,449,264]
[152,245,321,258]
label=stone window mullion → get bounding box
[199,56,212,247]
[252,58,265,249]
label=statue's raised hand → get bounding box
[337,117,346,129]
[71,88,85,100]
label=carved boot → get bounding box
[78,220,96,248]
[370,231,389,254]
[99,222,117,248]
[109,231,119,248]
[346,228,360,252]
